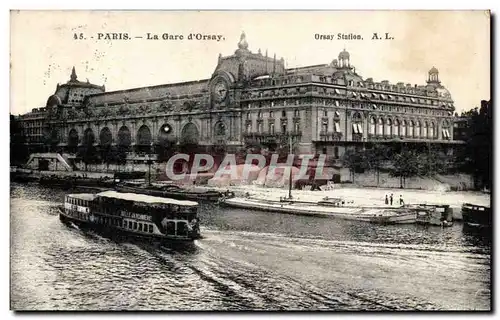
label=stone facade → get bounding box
[23,33,460,160]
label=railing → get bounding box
[317,131,343,141]
[243,131,302,144]
[352,133,363,142]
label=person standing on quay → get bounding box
[390,193,394,206]
[385,194,389,205]
[399,195,405,206]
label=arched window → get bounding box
[369,117,376,135]
[430,122,435,138]
[401,120,406,136]
[414,121,421,138]
[215,122,226,136]
[422,122,428,138]
[246,123,251,134]
[407,120,414,137]
[378,118,384,135]
[385,118,392,136]
[393,119,400,136]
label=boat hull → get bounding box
[115,185,221,202]
[222,198,416,224]
[462,203,491,228]
[59,208,200,242]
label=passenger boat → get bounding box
[220,196,417,224]
[115,182,222,202]
[462,203,491,228]
[59,190,201,241]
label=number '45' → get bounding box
[74,33,84,40]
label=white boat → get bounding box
[59,191,201,241]
[221,197,417,224]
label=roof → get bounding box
[68,193,96,201]
[86,79,209,106]
[96,190,198,207]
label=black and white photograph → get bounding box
[9,10,492,311]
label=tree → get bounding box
[388,149,422,188]
[365,144,391,186]
[463,100,492,190]
[100,145,118,171]
[155,142,177,163]
[419,145,449,176]
[342,148,369,183]
[10,115,29,165]
[77,142,99,171]
[116,145,128,166]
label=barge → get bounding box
[115,182,222,202]
[462,203,491,228]
[220,196,417,224]
[413,204,454,227]
[59,190,201,241]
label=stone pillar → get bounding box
[152,118,158,144]
[112,121,118,144]
[131,120,137,144]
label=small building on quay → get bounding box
[17,32,461,165]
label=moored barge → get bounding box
[220,196,417,224]
[59,190,201,241]
[462,203,491,228]
[115,182,222,202]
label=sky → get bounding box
[10,10,490,115]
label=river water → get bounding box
[10,183,491,311]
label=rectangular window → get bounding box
[138,223,143,231]
[352,123,359,134]
[149,224,153,233]
[334,122,341,133]
[134,222,138,230]
[128,221,132,229]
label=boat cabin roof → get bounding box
[95,190,198,207]
[67,193,96,201]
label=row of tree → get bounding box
[342,143,451,188]
[459,100,492,190]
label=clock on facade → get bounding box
[212,80,228,102]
